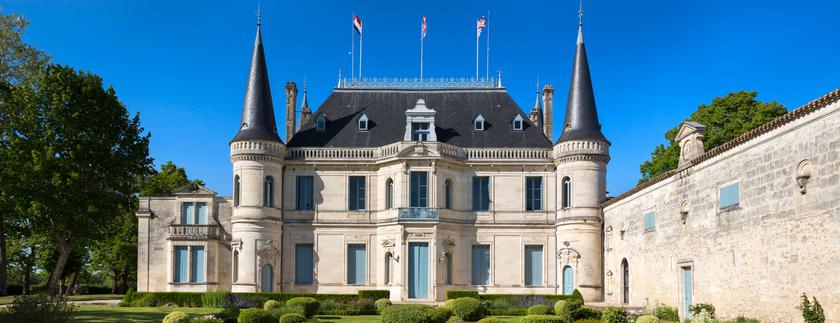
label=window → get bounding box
[513,114,524,131]
[174,246,204,283]
[316,114,326,132]
[444,179,452,209]
[621,258,630,303]
[384,252,393,285]
[295,244,314,284]
[174,246,188,283]
[562,266,574,295]
[385,178,394,209]
[296,176,314,210]
[233,175,241,207]
[358,114,369,131]
[443,252,453,285]
[524,245,543,286]
[719,182,740,209]
[472,176,490,211]
[263,176,274,207]
[190,247,205,283]
[644,212,656,232]
[347,244,366,285]
[233,251,239,282]
[526,177,542,211]
[474,114,485,131]
[261,264,273,292]
[471,245,490,285]
[348,176,366,211]
[410,172,428,207]
[411,122,430,141]
[180,202,207,225]
[562,177,572,209]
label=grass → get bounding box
[0,294,123,305]
[74,306,221,322]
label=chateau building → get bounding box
[136,17,840,322]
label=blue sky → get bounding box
[4,0,838,197]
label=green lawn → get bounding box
[0,294,123,305]
[74,306,222,322]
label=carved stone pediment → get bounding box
[257,241,280,267]
[398,143,439,158]
[381,239,396,253]
[557,247,581,265]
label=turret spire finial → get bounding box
[578,0,583,26]
[257,0,262,26]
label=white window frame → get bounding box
[513,114,524,131]
[358,114,369,131]
[474,114,485,131]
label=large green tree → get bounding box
[4,64,152,295]
[639,90,787,183]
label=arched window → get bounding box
[386,178,394,209]
[562,177,572,209]
[260,264,274,292]
[444,179,452,209]
[444,252,453,285]
[234,175,241,207]
[562,265,574,295]
[621,258,630,304]
[384,252,392,285]
[232,251,239,282]
[263,176,274,207]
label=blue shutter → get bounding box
[295,244,314,284]
[731,183,740,206]
[563,266,574,294]
[411,172,428,207]
[408,242,429,298]
[525,245,543,285]
[644,212,656,231]
[297,176,314,210]
[196,203,207,225]
[348,177,358,210]
[191,247,205,283]
[175,246,188,282]
[472,178,479,211]
[720,183,740,208]
[348,244,366,284]
[181,203,194,225]
[471,245,490,285]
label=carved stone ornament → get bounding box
[680,201,690,225]
[796,160,812,195]
[557,247,581,265]
[381,239,396,253]
[256,241,280,267]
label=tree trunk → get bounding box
[22,265,31,295]
[120,271,130,294]
[66,270,78,296]
[46,237,74,296]
[0,211,7,296]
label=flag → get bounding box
[476,16,486,38]
[353,15,363,34]
[422,16,427,39]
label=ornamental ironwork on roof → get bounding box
[337,77,501,90]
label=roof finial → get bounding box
[303,76,308,93]
[257,0,262,26]
[578,0,583,26]
[535,75,541,94]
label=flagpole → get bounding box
[420,21,424,80]
[351,13,355,81]
[486,11,490,79]
[359,25,363,79]
[475,21,479,80]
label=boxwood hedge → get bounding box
[120,290,389,308]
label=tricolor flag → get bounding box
[422,16,427,39]
[353,15,363,34]
[476,16,486,38]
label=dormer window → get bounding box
[513,114,524,131]
[358,114,369,131]
[474,114,485,131]
[411,122,430,141]
[315,114,326,132]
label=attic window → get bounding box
[474,114,485,131]
[513,114,524,131]
[358,114,369,131]
[316,114,326,132]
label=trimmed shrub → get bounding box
[488,308,528,316]
[798,293,825,323]
[636,314,660,323]
[285,297,319,318]
[572,320,603,323]
[647,303,678,322]
[5,294,78,323]
[577,307,602,320]
[477,318,508,323]
[190,315,224,323]
[279,313,306,323]
[529,304,552,315]
[691,309,714,323]
[445,297,487,321]
[446,290,480,300]
[447,316,464,323]
[481,294,568,305]
[163,311,191,323]
[689,303,716,318]
[358,290,390,300]
[375,298,392,314]
[202,291,229,308]
[601,307,629,323]
[381,304,449,323]
[520,315,569,323]
[262,300,281,311]
[237,308,271,323]
[554,300,572,321]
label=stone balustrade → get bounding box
[397,207,440,221]
[168,225,220,241]
[286,141,552,162]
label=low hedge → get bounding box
[446,290,480,300]
[381,304,449,323]
[358,290,389,300]
[520,315,569,323]
[121,291,385,308]
[279,313,306,323]
[488,308,528,316]
[528,304,552,315]
[285,297,319,318]
[445,297,487,321]
[636,315,661,323]
[480,293,569,304]
[238,308,272,323]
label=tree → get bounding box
[141,161,204,196]
[4,64,152,295]
[638,91,787,183]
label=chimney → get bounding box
[675,121,706,169]
[542,84,554,140]
[284,81,298,142]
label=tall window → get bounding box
[562,177,572,209]
[385,178,394,209]
[562,266,574,295]
[263,176,274,207]
[384,252,393,285]
[233,175,241,207]
[295,244,314,284]
[719,182,740,209]
[181,202,207,225]
[644,212,656,232]
[316,114,326,132]
[411,122,430,141]
[472,177,490,211]
[526,177,542,211]
[444,179,452,209]
[296,176,314,210]
[410,172,428,207]
[348,176,366,211]
[233,251,239,282]
[471,245,490,285]
[190,247,205,283]
[174,246,204,283]
[347,244,367,285]
[524,245,543,286]
[622,258,630,304]
[444,252,453,285]
[174,246,188,283]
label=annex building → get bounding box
[136,18,840,323]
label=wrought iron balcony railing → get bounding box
[398,207,440,221]
[168,225,220,240]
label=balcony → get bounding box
[398,207,440,221]
[168,225,220,241]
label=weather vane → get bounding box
[578,0,584,26]
[257,0,262,26]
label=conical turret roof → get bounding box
[557,25,607,143]
[231,24,281,143]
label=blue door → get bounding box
[261,264,273,292]
[682,266,693,319]
[408,242,429,299]
[562,266,574,295]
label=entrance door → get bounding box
[261,264,273,292]
[682,266,693,319]
[562,266,574,295]
[408,242,429,299]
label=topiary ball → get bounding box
[528,304,552,315]
[162,311,191,323]
[262,300,281,311]
[636,314,661,323]
[375,298,392,314]
[237,308,271,323]
[444,297,486,321]
[601,307,629,323]
[279,313,306,323]
[284,297,319,318]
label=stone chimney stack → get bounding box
[284,81,298,142]
[542,84,554,140]
[675,121,707,169]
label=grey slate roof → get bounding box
[287,89,552,148]
[557,25,608,144]
[230,24,282,143]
